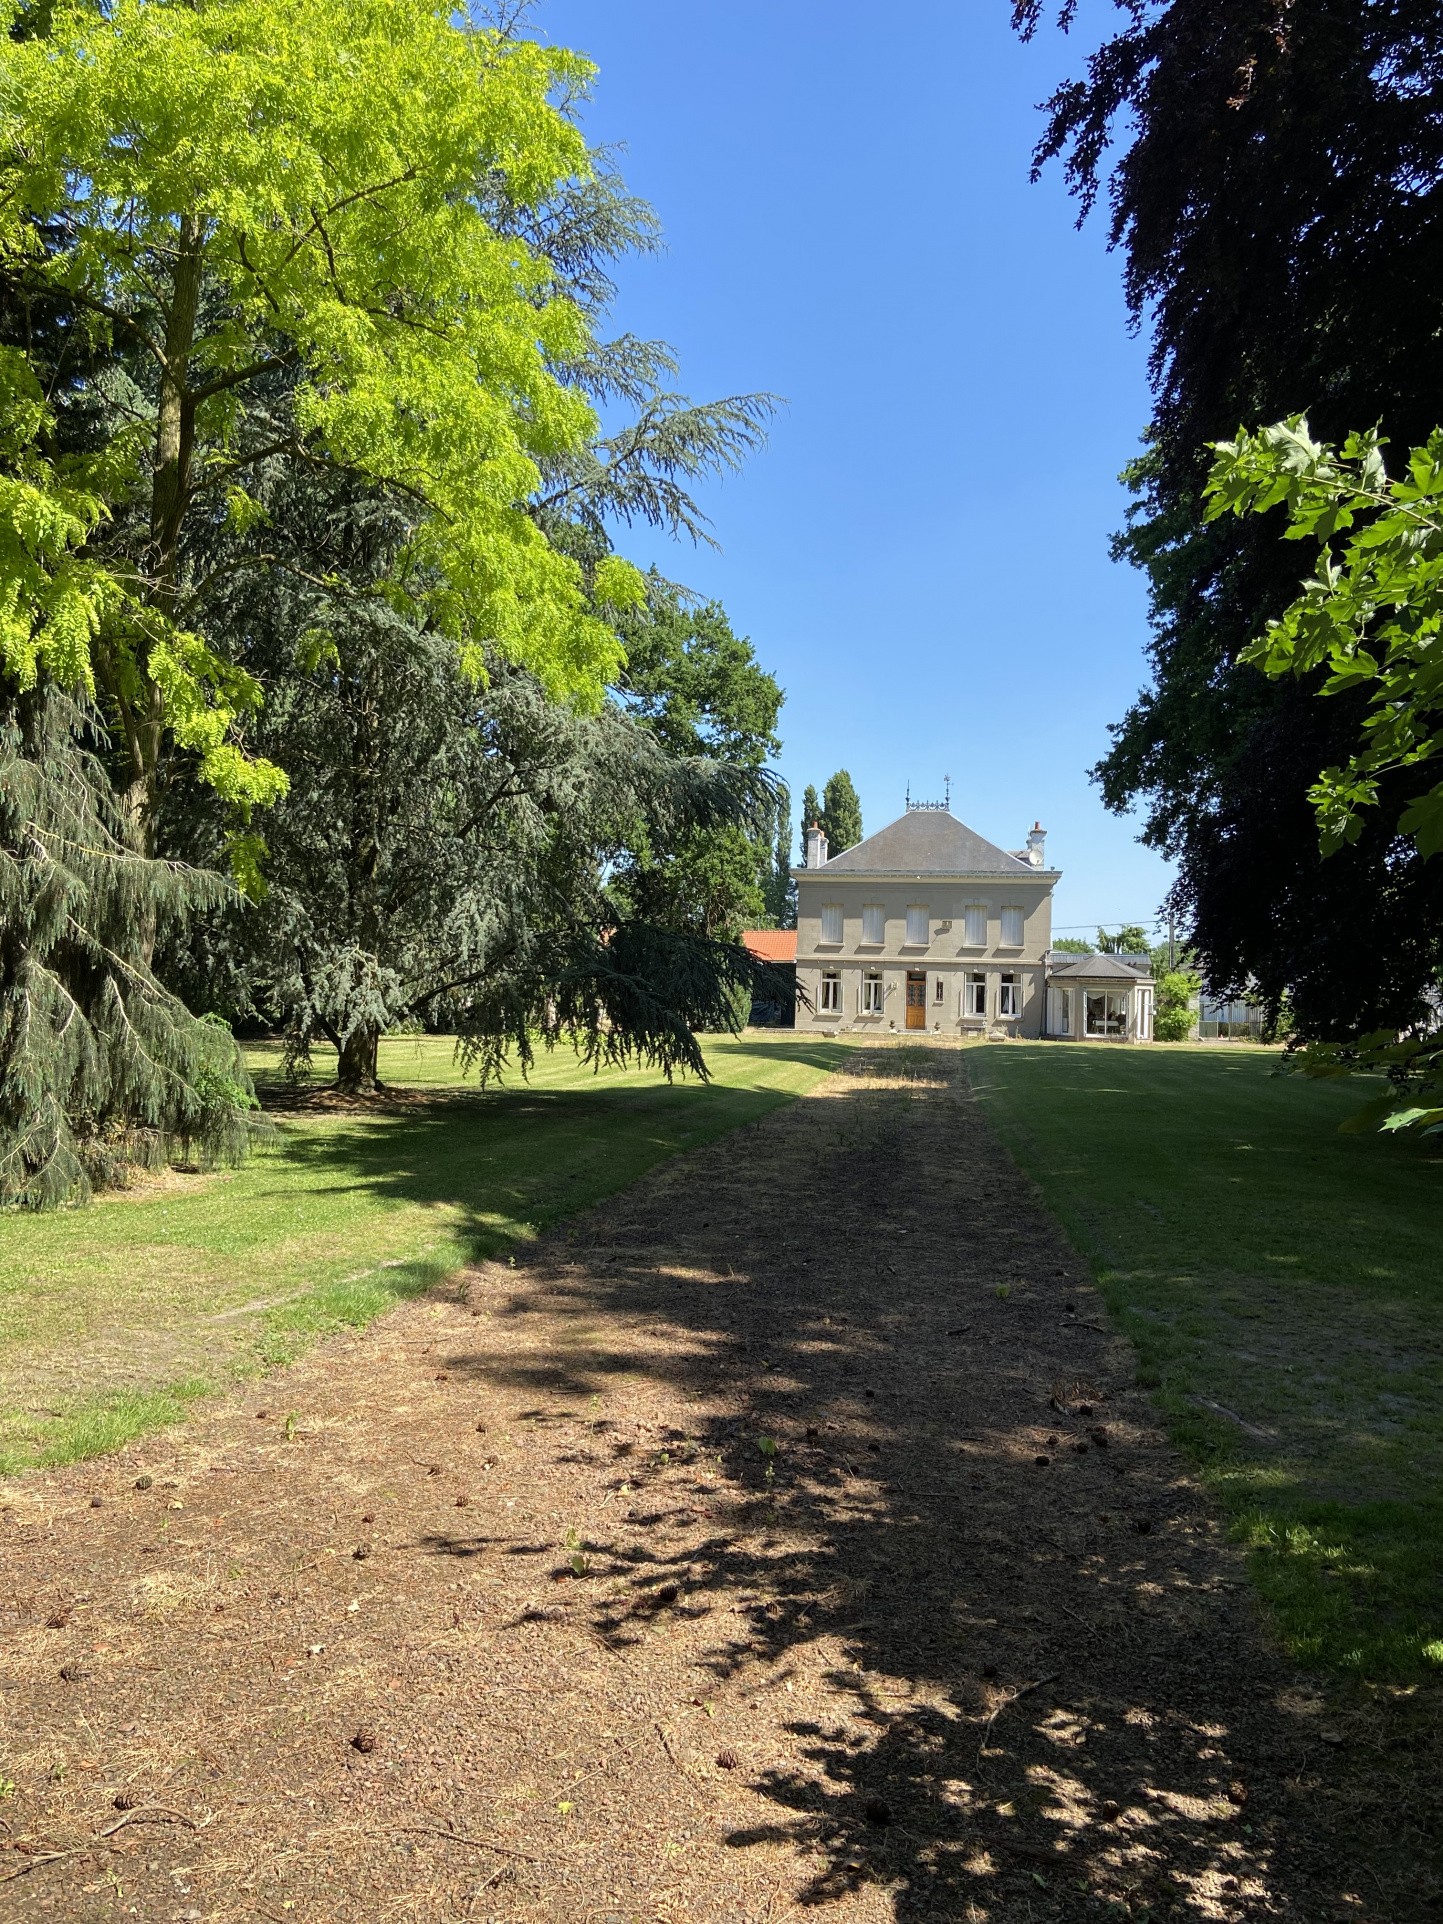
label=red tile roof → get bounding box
[740,928,797,963]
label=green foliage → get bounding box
[1097,924,1151,955]
[1017,0,1443,1042]
[163,470,787,1090]
[0,685,258,1206]
[975,1042,1443,1675]
[762,788,795,928]
[0,1032,847,1469]
[1050,937,1092,955]
[1153,968,1199,1043]
[796,772,862,861]
[820,770,863,855]
[0,0,649,832]
[798,784,822,862]
[614,575,781,766]
[1285,1029,1443,1140]
[610,574,785,940]
[1207,420,1443,858]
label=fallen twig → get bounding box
[978,1673,1059,1759]
[1059,1602,1100,1638]
[1189,1395,1275,1442]
[390,1822,536,1862]
[0,1804,201,1883]
[655,1719,697,1780]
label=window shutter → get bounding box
[964,904,987,947]
[821,903,843,944]
[906,906,928,946]
[862,904,884,944]
[1001,906,1024,947]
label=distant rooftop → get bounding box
[803,808,1041,877]
[740,928,797,964]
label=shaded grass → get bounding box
[970,1041,1443,1678]
[0,1033,850,1473]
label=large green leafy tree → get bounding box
[0,0,646,858]
[0,0,766,1186]
[1013,0,1443,1035]
[610,575,784,940]
[164,481,782,1090]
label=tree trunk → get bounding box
[336,1025,381,1094]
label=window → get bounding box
[1084,991,1128,1037]
[998,972,1019,1017]
[862,968,884,1014]
[861,903,884,945]
[905,905,929,946]
[820,902,843,945]
[963,903,987,947]
[933,974,945,1003]
[1047,985,1071,1035]
[820,969,842,1013]
[1000,905,1024,947]
[965,972,987,1018]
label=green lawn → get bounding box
[0,1032,849,1476]
[970,1041,1443,1677]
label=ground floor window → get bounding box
[933,974,945,1003]
[998,972,1019,1017]
[1085,990,1128,1037]
[820,970,842,1013]
[965,972,987,1017]
[862,969,884,1014]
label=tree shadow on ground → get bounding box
[264,1078,803,1264]
[410,1048,1421,1922]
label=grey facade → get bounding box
[793,806,1154,1041]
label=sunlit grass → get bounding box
[0,1032,850,1474]
[971,1041,1443,1677]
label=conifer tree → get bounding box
[0,685,255,1205]
[799,785,822,863]
[821,770,863,855]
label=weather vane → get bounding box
[907,776,952,813]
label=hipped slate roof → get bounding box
[806,809,1040,877]
[1047,952,1153,981]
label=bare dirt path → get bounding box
[0,1047,1411,1921]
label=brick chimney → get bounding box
[805,821,829,867]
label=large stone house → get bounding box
[789,804,1155,1041]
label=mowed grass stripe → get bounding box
[969,1042,1443,1678]
[0,1033,850,1474]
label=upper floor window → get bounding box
[820,903,843,945]
[820,969,842,1012]
[963,903,987,947]
[861,903,885,945]
[905,905,929,946]
[999,971,1020,1017]
[1000,905,1024,947]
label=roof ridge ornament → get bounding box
[905,773,951,813]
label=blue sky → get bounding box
[537,0,1173,939]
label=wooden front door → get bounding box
[905,971,927,1029]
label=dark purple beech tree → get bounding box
[1013,0,1443,1036]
